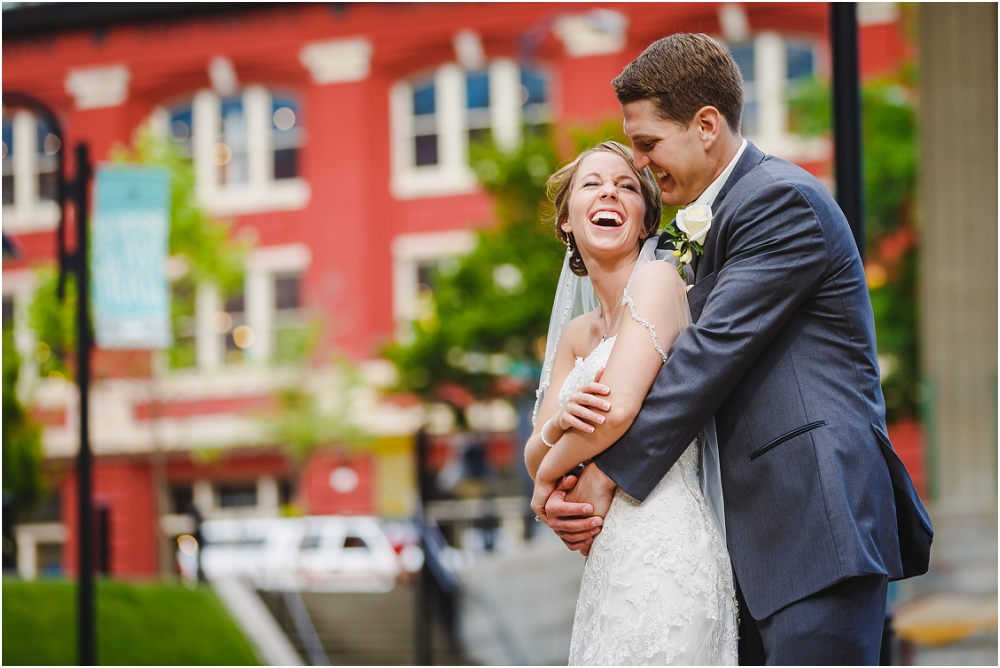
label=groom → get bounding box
[540,34,932,664]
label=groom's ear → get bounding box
[693,106,722,148]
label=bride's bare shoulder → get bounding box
[561,312,596,357]
[631,259,686,297]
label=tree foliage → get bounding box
[267,362,374,464]
[788,66,920,421]
[2,329,45,512]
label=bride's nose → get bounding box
[599,181,618,199]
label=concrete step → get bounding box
[258,584,471,665]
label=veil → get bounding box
[532,237,729,543]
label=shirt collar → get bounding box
[693,138,748,210]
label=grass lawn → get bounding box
[3,578,260,665]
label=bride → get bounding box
[524,141,738,665]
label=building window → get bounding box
[222,291,248,367]
[390,60,552,199]
[215,481,257,508]
[271,96,301,180]
[218,96,247,186]
[155,86,308,217]
[167,244,310,373]
[412,77,438,167]
[273,272,305,364]
[169,277,197,369]
[785,40,816,84]
[728,34,823,162]
[466,69,492,146]
[520,67,551,133]
[1,110,61,233]
[170,483,194,514]
[730,42,758,136]
[392,230,476,338]
[167,106,193,159]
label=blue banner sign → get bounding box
[92,166,172,349]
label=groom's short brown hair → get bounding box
[613,33,745,133]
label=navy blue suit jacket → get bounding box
[593,142,932,619]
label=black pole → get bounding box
[830,2,865,260]
[414,428,432,665]
[73,143,96,666]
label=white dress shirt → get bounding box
[693,138,748,210]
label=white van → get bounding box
[178,516,402,592]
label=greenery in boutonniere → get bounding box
[666,204,712,279]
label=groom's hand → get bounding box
[544,463,617,555]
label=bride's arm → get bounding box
[525,316,592,479]
[534,262,688,489]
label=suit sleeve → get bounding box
[593,179,830,501]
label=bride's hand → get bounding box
[556,367,611,434]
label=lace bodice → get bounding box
[557,335,617,409]
[557,334,738,666]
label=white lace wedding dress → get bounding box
[561,335,739,666]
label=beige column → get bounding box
[917,3,998,504]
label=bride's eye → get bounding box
[620,183,638,192]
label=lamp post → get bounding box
[830,2,866,260]
[71,143,95,666]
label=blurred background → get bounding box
[1,2,995,665]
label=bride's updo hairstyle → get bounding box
[547,141,661,277]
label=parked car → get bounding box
[178,516,402,592]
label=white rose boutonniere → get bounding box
[668,203,712,279]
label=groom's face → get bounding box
[622,99,712,207]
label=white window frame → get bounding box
[390,59,542,200]
[192,476,280,519]
[2,110,60,234]
[151,86,310,217]
[391,230,476,338]
[186,243,311,373]
[729,33,827,163]
[244,243,310,365]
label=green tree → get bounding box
[3,328,46,565]
[788,67,920,421]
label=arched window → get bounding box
[390,60,552,199]
[2,109,61,233]
[152,86,308,216]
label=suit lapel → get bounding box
[695,142,767,281]
[713,141,765,211]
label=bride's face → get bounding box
[561,151,648,263]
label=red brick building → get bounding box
[2,2,914,578]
